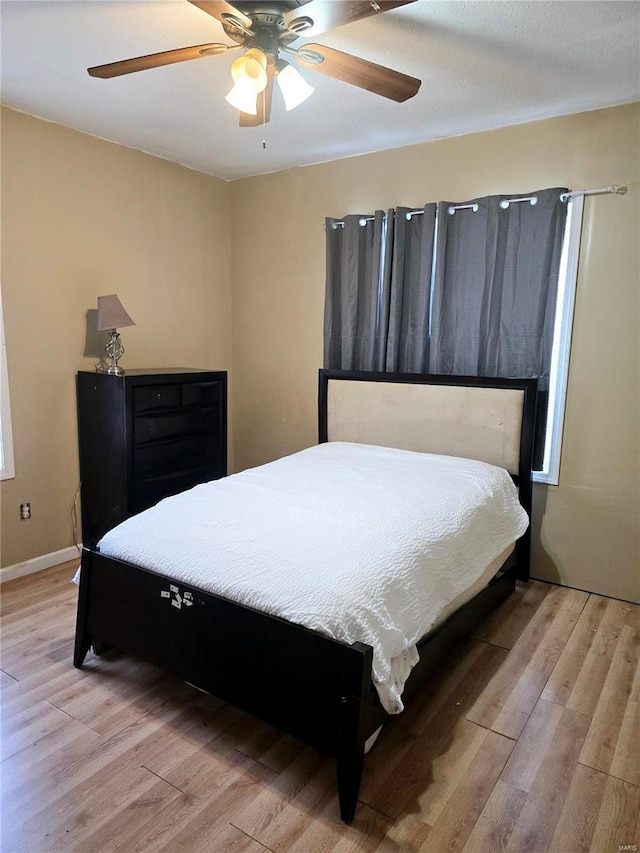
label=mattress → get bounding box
[97,442,529,713]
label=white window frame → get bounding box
[0,285,15,481]
[534,195,584,486]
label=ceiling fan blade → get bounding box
[188,1,252,29]
[239,61,275,127]
[87,43,233,78]
[296,43,420,102]
[284,0,416,38]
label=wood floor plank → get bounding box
[287,797,393,853]
[0,605,75,657]
[0,561,78,610]
[151,723,277,800]
[547,763,611,852]
[579,624,640,785]
[242,764,396,853]
[68,779,186,853]
[361,638,490,788]
[460,779,528,853]
[374,815,431,853]
[0,655,124,732]
[588,774,640,853]
[499,698,565,792]
[2,686,176,848]
[361,639,508,815]
[540,594,612,707]
[472,579,553,649]
[3,763,177,852]
[231,746,329,841]
[108,791,208,851]
[46,655,205,738]
[497,702,592,853]
[542,596,639,714]
[609,671,640,787]
[412,720,489,825]
[0,631,76,683]
[466,585,588,739]
[233,717,305,774]
[134,702,243,783]
[1,712,171,830]
[231,761,337,852]
[0,718,101,821]
[0,669,19,689]
[252,729,308,775]
[415,729,515,853]
[112,755,274,852]
[1,662,91,722]
[1,586,76,631]
[0,699,74,761]
[186,823,270,853]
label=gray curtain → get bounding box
[385,205,437,372]
[429,187,569,467]
[324,210,392,371]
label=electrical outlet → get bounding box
[20,502,31,520]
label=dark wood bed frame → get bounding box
[74,370,537,824]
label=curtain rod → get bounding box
[327,184,628,227]
[409,185,629,218]
[560,184,628,202]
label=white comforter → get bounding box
[98,442,528,713]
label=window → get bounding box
[0,285,15,481]
[538,195,584,485]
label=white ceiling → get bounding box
[2,1,639,180]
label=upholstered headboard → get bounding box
[326,378,526,474]
[318,370,537,578]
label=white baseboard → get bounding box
[0,545,82,584]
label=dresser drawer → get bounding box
[133,465,221,513]
[134,384,182,413]
[134,408,216,445]
[182,381,221,409]
[134,435,219,479]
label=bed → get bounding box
[74,369,537,823]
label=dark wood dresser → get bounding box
[77,368,227,546]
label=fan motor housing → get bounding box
[222,2,311,46]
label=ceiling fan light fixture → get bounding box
[231,47,268,93]
[86,0,422,126]
[276,60,315,111]
[225,77,258,114]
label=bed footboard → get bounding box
[75,546,375,821]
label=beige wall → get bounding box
[2,103,638,603]
[1,108,232,568]
[230,103,639,603]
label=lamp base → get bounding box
[98,329,126,376]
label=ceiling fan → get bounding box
[87,0,421,127]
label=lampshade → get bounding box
[225,77,259,115]
[226,48,269,114]
[231,48,268,92]
[276,61,314,111]
[96,295,135,331]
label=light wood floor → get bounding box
[1,561,638,853]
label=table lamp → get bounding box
[96,294,135,376]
